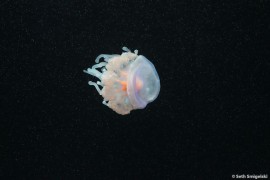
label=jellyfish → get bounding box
[83,47,160,115]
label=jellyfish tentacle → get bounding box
[97,81,103,87]
[122,47,131,52]
[101,68,106,72]
[88,81,102,95]
[92,62,107,69]
[95,54,107,63]
[102,100,108,106]
[83,68,102,80]
[95,54,119,63]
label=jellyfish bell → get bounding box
[127,55,160,109]
[84,47,160,115]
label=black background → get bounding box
[1,0,269,179]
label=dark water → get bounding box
[1,1,269,179]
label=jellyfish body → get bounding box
[84,47,160,115]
